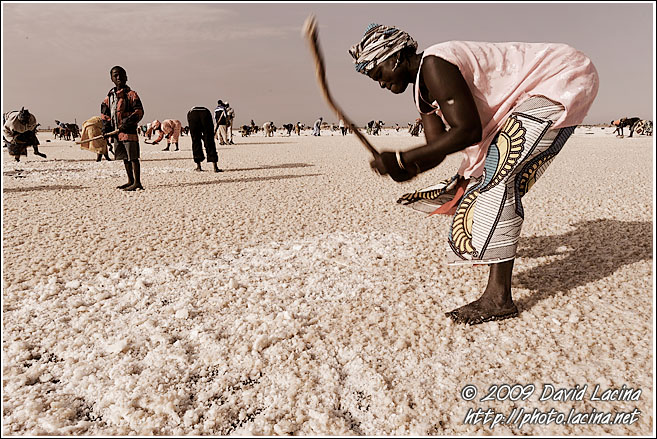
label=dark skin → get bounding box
[366,50,518,325]
[107,68,143,191]
[12,112,46,161]
[195,162,221,173]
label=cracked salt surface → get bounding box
[2,132,653,435]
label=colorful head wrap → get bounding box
[348,23,418,75]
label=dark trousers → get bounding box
[187,107,218,163]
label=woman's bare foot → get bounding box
[117,182,133,189]
[445,296,518,325]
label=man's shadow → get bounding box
[514,219,652,311]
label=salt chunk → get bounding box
[253,335,271,352]
[107,340,128,354]
[135,278,149,289]
[228,278,239,289]
[65,280,81,289]
[292,245,303,251]
[308,410,328,426]
[274,421,293,435]
[175,309,189,319]
[39,372,53,383]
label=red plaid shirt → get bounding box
[101,86,144,142]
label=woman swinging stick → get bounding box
[305,16,599,325]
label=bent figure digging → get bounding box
[349,24,599,324]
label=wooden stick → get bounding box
[303,15,380,159]
[75,129,118,144]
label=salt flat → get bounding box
[2,128,653,435]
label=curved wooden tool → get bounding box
[303,15,380,159]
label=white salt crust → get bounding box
[2,129,653,435]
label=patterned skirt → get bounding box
[400,95,575,265]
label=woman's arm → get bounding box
[402,56,482,172]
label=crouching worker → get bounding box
[350,24,599,325]
[101,65,145,191]
[3,108,46,162]
[152,119,182,151]
[80,116,112,161]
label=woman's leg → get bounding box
[446,260,517,325]
[446,96,571,324]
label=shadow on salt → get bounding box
[3,184,85,193]
[514,219,652,310]
[156,173,323,188]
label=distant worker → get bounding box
[611,117,641,138]
[312,117,323,136]
[3,107,47,162]
[366,120,374,134]
[263,121,275,137]
[80,116,112,161]
[214,100,229,145]
[145,120,161,139]
[225,102,235,145]
[187,106,221,172]
[152,119,182,151]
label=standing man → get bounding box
[214,100,228,145]
[225,102,235,145]
[187,106,221,172]
[3,108,47,162]
[312,117,323,136]
[151,119,182,151]
[101,65,145,191]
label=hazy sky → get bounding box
[2,2,654,128]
